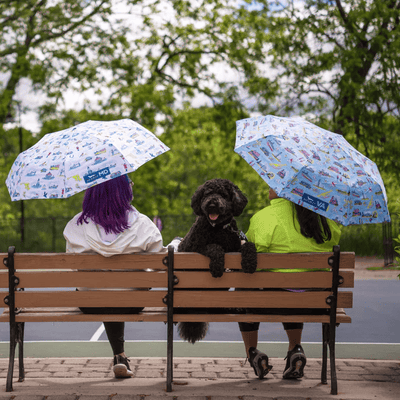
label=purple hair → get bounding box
[77,175,133,234]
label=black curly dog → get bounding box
[177,178,257,343]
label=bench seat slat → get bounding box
[173,291,352,308]
[14,290,167,308]
[0,307,350,324]
[173,252,356,270]
[13,271,167,288]
[174,271,354,289]
[173,313,351,324]
[0,307,168,322]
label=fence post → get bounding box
[382,221,394,267]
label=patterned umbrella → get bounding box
[6,119,170,201]
[235,115,390,226]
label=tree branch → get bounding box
[335,0,353,34]
[32,0,111,46]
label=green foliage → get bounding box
[129,102,270,219]
[0,0,119,122]
[339,223,387,258]
[394,214,400,266]
[1,101,398,254]
[254,0,400,184]
[0,124,38,219]
[1,0,272,127]
[0,102,270,249]
[1,0,399,258]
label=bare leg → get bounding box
[283,328,306,379]
[241,330,272,378]
[286,328,303,351]
[241,330,258,357]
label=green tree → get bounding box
[1,0,272,127]
[1,103,271,247]
[250,0,400,181]
[0,0,120,122]
[0,124,38,218]
[131,102,270,216]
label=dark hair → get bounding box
[77,175,133,234]
[293,203,332,244]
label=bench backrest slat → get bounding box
[174,252,355,270]
[174,270,354,289]
[1,271,167,289]
[14,290,167,308]
[0,253,168,271]
[173,291,353,309]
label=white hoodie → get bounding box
[63,206,167,256]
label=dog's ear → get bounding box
[191,184,205,215]
[231,185,248,216]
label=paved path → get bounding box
[0,357,399,399]
[354,256,399,280]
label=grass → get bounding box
[367,265,400,271]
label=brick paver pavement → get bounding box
[0,357,399,399]
[1,357,399,381]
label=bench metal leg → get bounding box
[165,246,175,392]
[327,246,340,395]
[166,313,173,392]
[6,322,17,392]
[329,322,338,395]
[17,322,25,382]
[6,321,24,391]
[321,323,328,385]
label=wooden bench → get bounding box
[1,245,354,395]
[168,244,354,395]
[0,246,171,392]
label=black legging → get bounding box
[238,308,330,332]
[239,321,303,331]
[80,306,144,355]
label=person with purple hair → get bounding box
[63,174,166,379]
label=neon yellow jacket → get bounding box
[246,198,341,272]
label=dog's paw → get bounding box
[209,262,224,278]
[240,241,257,274]
[205,244,225,278]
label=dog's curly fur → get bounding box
[177,178,257,344]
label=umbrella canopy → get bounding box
[235,115,390,226]
[6,119,170,201]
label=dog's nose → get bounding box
[208,203,218,212]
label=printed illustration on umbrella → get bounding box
[235,115,390,226]
[6,119,170,201]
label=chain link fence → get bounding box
[1,214,399,263]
